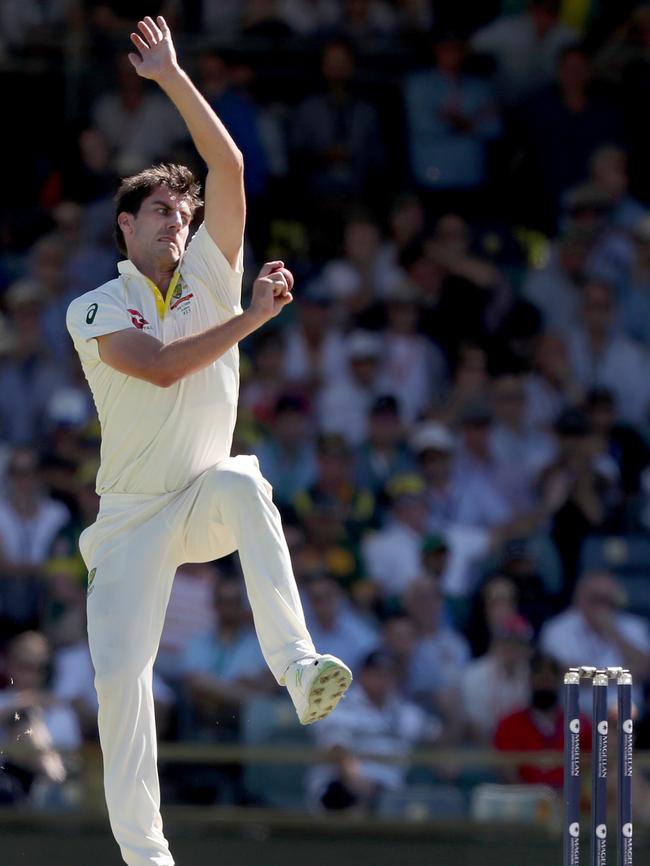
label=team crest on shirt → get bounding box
[169,277,194,315]
[127,308,151,330]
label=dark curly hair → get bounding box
[114,163,203,256]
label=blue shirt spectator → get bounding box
[471,0,577,106]
[404,35,501,190]
[304,575,379,673]
[197,50,269,201]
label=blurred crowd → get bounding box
[2,0,650,819]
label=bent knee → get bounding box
[210,459,269,500]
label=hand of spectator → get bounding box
[448,256,501,288]
[128,16,179,83]
[541,468,572,514]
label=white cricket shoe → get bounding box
[285,654,353,725]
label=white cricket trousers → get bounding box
[79,455,316,866]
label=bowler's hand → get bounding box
[247,261,294,325]
[128,16,179,82]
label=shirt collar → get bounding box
[117,259,142,277]
[117,259,181,319]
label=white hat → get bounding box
[410,421,455,454]
[346,330,382,360]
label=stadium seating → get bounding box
[242,695,310,808]
[376,783,466,821]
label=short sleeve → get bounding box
[180,223,244,314]
[66,291,132,362]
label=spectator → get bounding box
[282,282,347,390]
[404,32,501,195]
[453,400,517,522]
[181,575,275,741]
[380,280,447,422]
[293,499,366,596]
[494,651,592,787]
[562,184,634,289]
[333,0,398,48]
[304,575,379,673]
[39,389,97,517]
[523,230,590,334]
[0,448,69,638]
[277,0,339,36]
[540,571,650,682]
[92,55,187,174]
[490,372,556,511]
[380,614,418,693]
[460,613,533,743]
[294,433,376,545]
[416,215,512,359]
[199,0,244,38]
[495,540,562,633]
[580,145,646,232]
[464,573,522,658]
[361,474,429,602]
[240,329,290,425]
[0,281,70,446]
[157,563,220,684]
[420,532,450,585]
[619,215,650,348]
[411,420,510,530]
[307,649,440,812]
[567,279,650,426]
[515,44,626,222]
[0,631,80,805]
[471,0,577,106]
[539,408,622,592]
[593,5,650,200]
[363,467,493,604]
[0,0,76,55]
[401,577,471,736]
[436,342,491,428]
[46,201,117,304]
[26,235,78,364]
[317,331,396,445]
[291,39,385,199]
[242,0,295,38]
[255,394,317,509]
[355,394,414,496]
[525,332,583,430]
[379,193,427,272]
[62,127,117,217]
[317,214,403,321]
[196,49,269,201]
[586,387,650,499]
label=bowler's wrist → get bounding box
[241,306,268,332]
[154,63,186,90]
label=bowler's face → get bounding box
[121,186,192,266]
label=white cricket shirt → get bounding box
[66,224,243,495]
